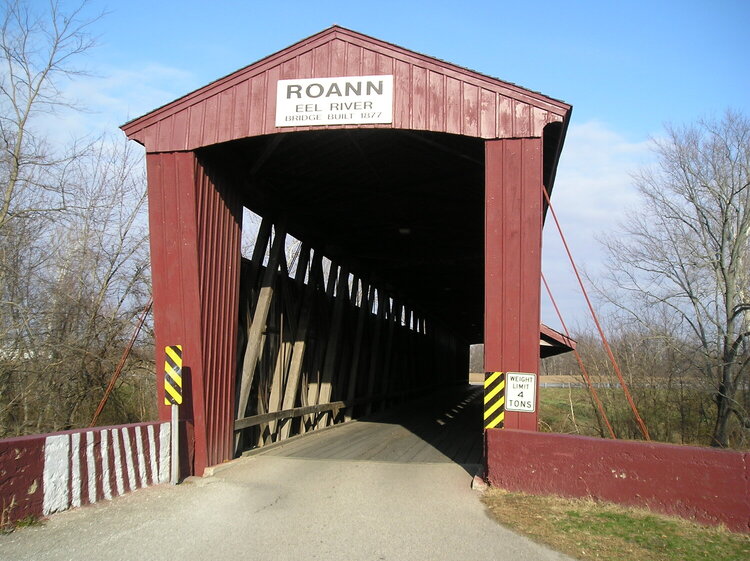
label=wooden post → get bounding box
[246,218,273,300]
[264,246,293,443]
[278,248,319,440]
[317,265,349,427]
[170,404,179,484]
[334,276,359,408]
[235,218,272,410]
[304,258,332,430]
[380,299,399,407]
[365,289,386,415]
[345,281,373,421]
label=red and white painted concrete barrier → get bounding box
[1,421,170,526]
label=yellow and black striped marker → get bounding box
[164,345,183,406]
[484,371,505,429]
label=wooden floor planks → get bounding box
[262,385,484,466]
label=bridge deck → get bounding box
[254,384,484,467]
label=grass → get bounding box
[538,387,601,437]
[481,488,750,561]
[538,385,750,449]
[0,514,43,534]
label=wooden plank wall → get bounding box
[123,29,569,153]
[234,217,465,451]
[146,151,243,475]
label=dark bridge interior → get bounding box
[201,129,486,343]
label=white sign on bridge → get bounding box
[275,75,394,127]
[505,372,537,413]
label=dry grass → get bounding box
[481,488,750,561]
[540,375,587,385]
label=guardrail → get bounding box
[486,429,750,533]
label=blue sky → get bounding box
[79,0,749,138]
[51,0,749,330]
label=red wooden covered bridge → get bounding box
[121,26,573,476]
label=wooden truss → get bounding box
[234,216,466,452]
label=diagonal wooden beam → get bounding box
[236,221,287,428]
[278,248,319,440]
[234,219,272,411]
[316,264,349,428]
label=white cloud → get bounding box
[541,121,656,331]
[31,62,198,146]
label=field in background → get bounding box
[538,386,602,437]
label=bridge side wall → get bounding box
[486,429,750,533]
[0,422,170,527]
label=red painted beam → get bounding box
[146,152,242,475]
[484,138,543,431]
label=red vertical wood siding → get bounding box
[122,27,569,152]
[146,152,241,474]
[195,157,242,469]
[484,138,543,431]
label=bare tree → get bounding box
[0,2,155,435]
[0,135,153,435]
[0,0,99,229]
[0,0,99,345]
[599,110,750,447]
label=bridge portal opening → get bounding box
[215,129,481,454]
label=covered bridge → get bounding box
[122,26,572,475]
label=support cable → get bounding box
[89,297,154,428]
[542,186,651,441]
[542,273,616,439]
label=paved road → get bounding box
[1,388,572,561]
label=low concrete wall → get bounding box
[1,421,170,526]
[486,429,750,533]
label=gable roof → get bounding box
[121,26,571,152]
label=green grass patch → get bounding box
[13,515,42,528]
[482,488,750,561]
[538,387,601,437]
[0,514,43,534]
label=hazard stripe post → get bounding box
[164,345,182,484]
[484,371,505,430]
